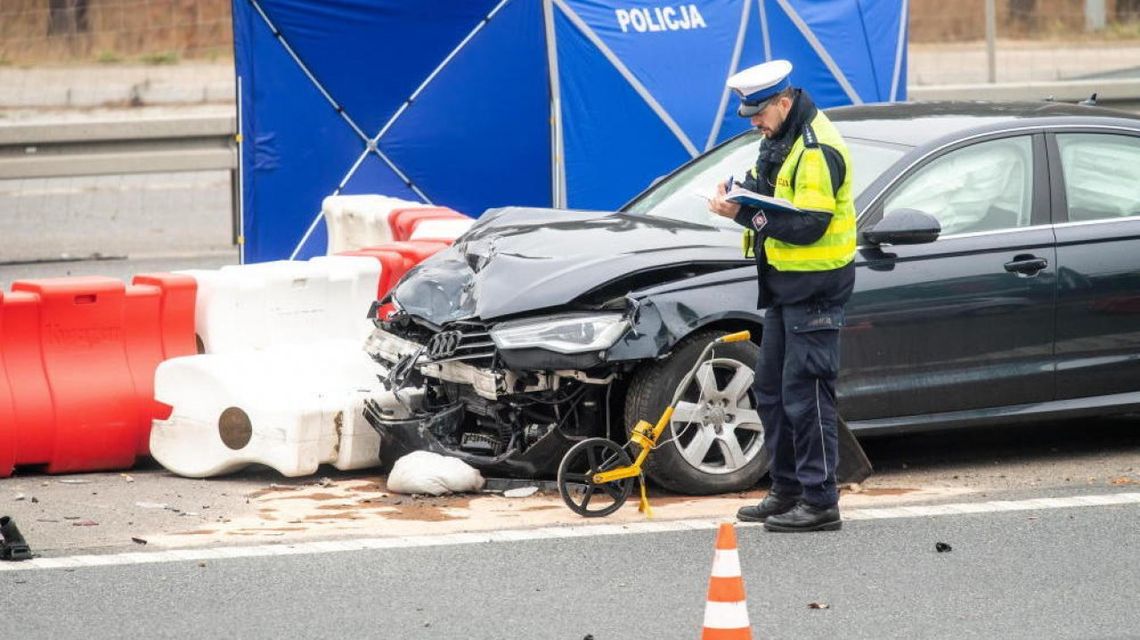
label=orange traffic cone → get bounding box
[701,522,753,639]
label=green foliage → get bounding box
[96,51,123,64]
[140,51,180,65]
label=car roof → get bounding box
[827,101,1140,147]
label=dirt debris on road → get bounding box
[0,417,1135,555]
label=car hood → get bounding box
[391,207,744,324]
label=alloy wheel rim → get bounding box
[669,357,764,475]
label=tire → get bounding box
[623,329,769,495]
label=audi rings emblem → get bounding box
[427,330,463,360]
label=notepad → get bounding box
[724,186,800,215]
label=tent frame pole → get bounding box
[773,0,863,104]
[542,0,566,208]
[706,0,753,151]
[890,0,908,101]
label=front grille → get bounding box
[423,319,497,366]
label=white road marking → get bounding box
[2,492,1138,573]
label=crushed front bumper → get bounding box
[362,400,577,478]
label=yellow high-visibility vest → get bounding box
[742,110,856,272]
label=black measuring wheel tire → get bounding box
[557,437,634,518]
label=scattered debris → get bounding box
[121,474,135,483]
[72,520,99,527]
[317,477,334,488]
[30,497,38,504]
[484,478,561,493]
[62,516,81,520]
[808,602,830,609]
[840,483,863,494]
[935,542,952,553]
[135,502,168,510]
[131,537,147,545]
[198,562,207,568]
[14,494,26,501]
[58,479,91,484]
[36,519,59,523]
[503,486,539,499]
[1,516,34,561]
[1110,477,1136,486]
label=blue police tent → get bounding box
[233,0,908,262]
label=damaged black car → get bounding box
[365,102,1140,495]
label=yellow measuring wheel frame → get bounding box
[556,330,752,517]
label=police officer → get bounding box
[708,60,855,532]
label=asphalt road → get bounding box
[0,170,237,286]
[3,492,1138,640]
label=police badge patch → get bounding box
[751,211,768,231]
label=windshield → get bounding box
[625,129,908,227]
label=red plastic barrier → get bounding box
[11,277,140,473]
[132,273,197,363]
[361,240,450,265]
[389,207,465,242]
[126,273,197,455]
[338,248,414,299]
[0,291,16,477]
[0,289,56,476]
[0,275,197,476]
[340,241,452,320]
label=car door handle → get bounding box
[1004,255,1048,275]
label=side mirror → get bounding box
[863,208,941,245]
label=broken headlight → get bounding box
[490,313,629,354]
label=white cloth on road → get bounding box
[386,451,485,496]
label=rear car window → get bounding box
[1056,133,1140,223]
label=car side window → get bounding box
[881,136,1034,236]
[1056,133,1140,222]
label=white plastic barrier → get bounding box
[150,340,387,478]
[322,194,431,254]
[408,216,475,242]
[179,256,379,354]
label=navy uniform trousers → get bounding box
[754,302,845,508]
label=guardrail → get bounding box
[0,114,239,243]
[0,115,236,180]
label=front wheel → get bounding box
[624,330,768,495]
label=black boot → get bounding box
[736,492,800,523]
[763,502,842,532]
[0,516,33,561]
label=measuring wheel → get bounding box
[557,438,635,517]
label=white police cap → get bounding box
[727,60,793,117]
